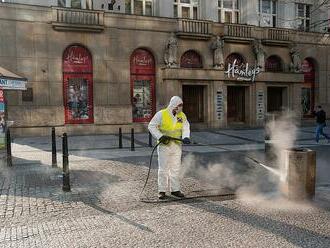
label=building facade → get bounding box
[0,0,329,136]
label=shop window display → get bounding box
[130,49,155,122]
[63,45,93,124]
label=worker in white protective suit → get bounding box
[148,96,191,199]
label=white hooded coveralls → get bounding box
[148,96,190,192]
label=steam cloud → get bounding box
[181,111,313,210]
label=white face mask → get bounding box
[177,106,183,113]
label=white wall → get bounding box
[155,0,172,18]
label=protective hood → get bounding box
[167,96,183,112]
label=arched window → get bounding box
[180,50,203,68]
[130,49,156,122]
[225,53,245,68]
[265,55,283,72]
[301,58,316,116]
[63,44,93,124]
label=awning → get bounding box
[0,66,27,90]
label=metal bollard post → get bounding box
[131,128,135,151]
[62,133,71,192]
[148,132,152,147]
[51,127,57,167]
[6,129,12,167]
[119,128,123,149]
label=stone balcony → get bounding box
[222,23,291,45]
[51,7,104,32]
[176,19,213,40]
[221,23,330,46]
[223,24,255,42]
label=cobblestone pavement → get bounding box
[0,128,330,247]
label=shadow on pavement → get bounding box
[184,199,330,248]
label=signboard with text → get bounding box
[256,91,265,120]
[216,90,224,120]
[0,78,27,90]
[225,59,261,82]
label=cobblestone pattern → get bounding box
[1,129,330,247]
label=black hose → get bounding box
[139,137,273,202]
[139,142,161,197]
[139,137,184,197]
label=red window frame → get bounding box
[301,58,315,117]
[63,73,94,124]
[63,45,94,124]
[130,49,156,123]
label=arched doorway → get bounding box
[225,53,247,123]
[63,44,93,124]
[301,58,316,117]
[180,50,203,68]
[130,48,156,122]
[265,55,283,72]
[180,50,204,123]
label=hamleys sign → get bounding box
[225,59,261,82]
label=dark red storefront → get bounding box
[63,45,94,124]
[130,49,156,123]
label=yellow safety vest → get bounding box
[159,108,186,143]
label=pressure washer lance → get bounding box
[140,136,279,201]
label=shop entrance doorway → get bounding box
[267,87,286,112]
[182,85,204,123]
[227,86,246,123]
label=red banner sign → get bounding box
[63,45,93,73]
[63,45,94,124]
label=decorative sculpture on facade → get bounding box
[289,45,302,73]
[211,36,225,69]
[252,39,266,71]
[164,32,178,68]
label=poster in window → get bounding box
[67,78,89,120]
[0,90,5,149]
[63,45,93,124]
[130,49,155,123]
[63,74,94,124]
[132,80,152,120]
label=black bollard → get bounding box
[62,133,70,192]
[6,129,12,167]
[119,128,123,149]
[131,128,135,151]
[148,132,152,147]
[51,127,57,167]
